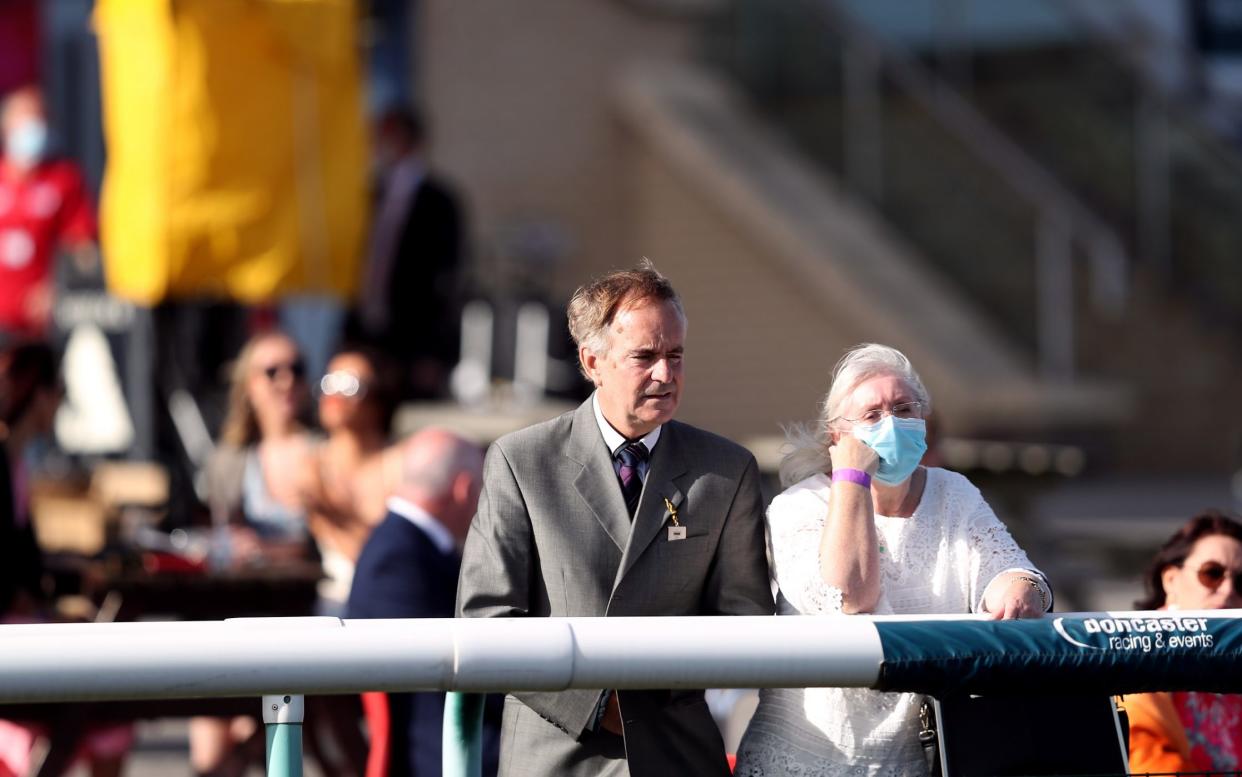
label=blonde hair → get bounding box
[566,259,685,378]
[779,343,931,487]
[218,330,302,448]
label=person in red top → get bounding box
[0,85,96,341]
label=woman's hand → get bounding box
[984,575,1047,620]
[828,434,880,476]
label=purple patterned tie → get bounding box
[615,441,649,517]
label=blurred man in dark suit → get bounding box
[350,107,464,399]
[347,427,498,776]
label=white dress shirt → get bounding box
[592,392,661,481]
[360,156,426,333]
[386,496,456,556]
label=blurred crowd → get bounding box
[0,0,500,773]
[0,70,498,775]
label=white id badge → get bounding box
[668,526,687,541]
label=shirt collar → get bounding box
[386,496,456,556]
[386,157,426,199]
[592,392,661,456]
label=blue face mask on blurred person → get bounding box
[853,416,927,485]
[5,120,48,169]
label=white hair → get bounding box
[779,343,932,488]
[403,431,484,498]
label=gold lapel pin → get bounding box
[664,497,686,541]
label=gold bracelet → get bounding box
[1013,575,1049,611]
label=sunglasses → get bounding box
[261,360,305,381]
[320,370,367,399]
[1195,561,1242,593]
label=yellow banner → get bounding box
[95,0,367,304]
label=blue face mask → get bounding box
[852,416,927,485]
[5,120,47,169]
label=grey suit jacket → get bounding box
[456,396,775,777]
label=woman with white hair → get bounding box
[734,343,1051,777]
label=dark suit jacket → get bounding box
[348,510,498,777]
[456,396,775,777]
[347,174,464,389]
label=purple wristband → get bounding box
[832,468,872,488]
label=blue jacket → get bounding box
[347,510,499,776]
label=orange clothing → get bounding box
[1124,692,1194,775]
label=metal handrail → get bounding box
[1043,0,1242,160]
[816,1,1114,235]
[1032,0,1242,251]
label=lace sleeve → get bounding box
[964,491,1044,611]
[766,485,894,616]
[766,489,846,614]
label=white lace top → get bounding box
[734,467,1048,777]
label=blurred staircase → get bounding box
[954,28,1242,474]
[700,0,1242,473]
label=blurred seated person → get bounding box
[283,345,403,777]
[1126,510,1242,775]
[204,329,318,564]
[347,428,500,777]
[191,330,319,777]
[347,105,463,399]
[0,85,97,341]
[0,341,131,777]
[301,344,401,617]
[0,341,60,620]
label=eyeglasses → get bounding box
[837,401,924,427]
[261,360,305,382]
[1195,561,1242,593]
[320,370,367,399]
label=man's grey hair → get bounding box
[404,433,484,496]
[779,343,932,487]
[566,259,685,379]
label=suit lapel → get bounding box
[615,422,689,585]
[566,399,631,552]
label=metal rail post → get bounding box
[263,694,304,777]
[443,692,484,777]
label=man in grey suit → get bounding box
[456,262,775,777]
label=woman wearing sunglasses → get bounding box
[207,330,317,559]
[301,344,401,617]
[294,345,402,776]
[1127,510,1242,775]
[196,330,318,776]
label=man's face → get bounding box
[318,352,378,433]
[582,298,685,439]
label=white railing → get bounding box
[0,615,882,703]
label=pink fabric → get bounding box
[1172,691,1242,772]
[0,718,134,774]
[0,720,36,776]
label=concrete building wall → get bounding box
[420,0,698,296]
[622,141,861,440]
